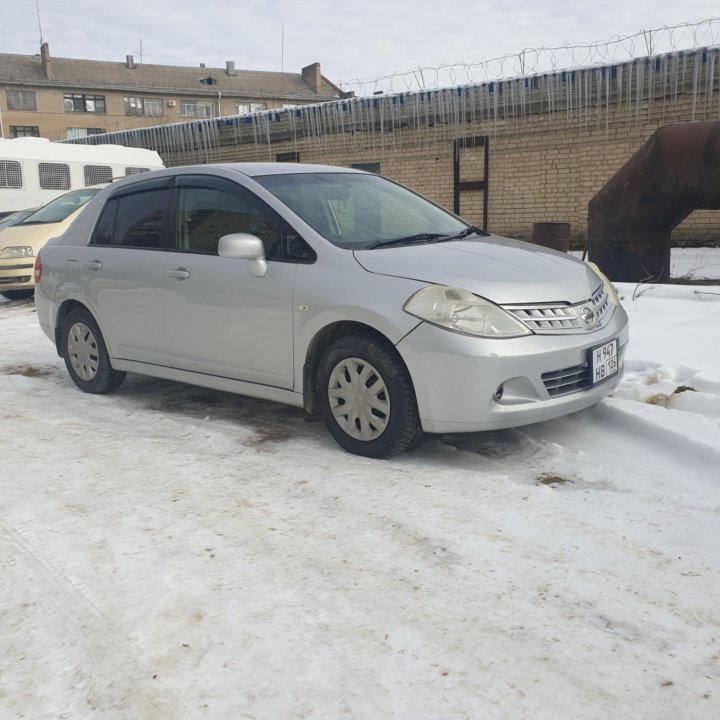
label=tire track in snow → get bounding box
[0,518,192,720]
[0,518,105,618]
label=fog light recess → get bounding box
[493,384,504,402]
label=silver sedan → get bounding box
[35,163,628,457]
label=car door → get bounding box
[82,177,172,365]
[161,174,311,389]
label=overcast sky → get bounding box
[2,1,718,89]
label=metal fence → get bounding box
[337,18,720,96]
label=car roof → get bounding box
[224,162,363,177]
[96,163,367,196]
[194,163,366,178]
[50,162,373,245]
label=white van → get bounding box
[0,138,164,217]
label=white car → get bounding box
[35,164,629,456]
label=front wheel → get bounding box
[61,308,126,394]
[318,334,422,458]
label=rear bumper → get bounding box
[397,304,629,433]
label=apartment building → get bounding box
[0,43,341,141]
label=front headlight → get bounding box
[0,246,34,259]
[404,285,532,338]
[585,261,619,305]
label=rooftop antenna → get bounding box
[135,38,143,64]
[35,0,44,45]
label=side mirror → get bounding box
[218,233,267,277]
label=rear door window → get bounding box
[115,189,170,248]
[92,180,172,248]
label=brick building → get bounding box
[0,43,341,141]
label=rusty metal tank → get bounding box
[588,122,720,282]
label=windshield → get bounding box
[0,208,38,229]
[20,187,101,225]
[254,172,468,249]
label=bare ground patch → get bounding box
[535,473,575,487]
[0,364,58,378]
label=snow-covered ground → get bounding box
[1,257,719,719]
[571,246,720,281]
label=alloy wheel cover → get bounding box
[328,357,390,441]
[67,322,99,381]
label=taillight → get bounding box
[34,252,42,284]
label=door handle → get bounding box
[167,268,190,280]
[85,260,103,270]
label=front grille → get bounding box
[542,343,626,397]
[503,285,612,334]
[542,362,592,396]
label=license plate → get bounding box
[590,339,618,385]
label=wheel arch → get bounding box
[302,320,416,415]
[54,299,98,356]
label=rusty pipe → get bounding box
[588,121,720,282]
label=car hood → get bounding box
[0,222,59,248]
[353,236,601,305]
[0,210,84,251]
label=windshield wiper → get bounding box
[364,226,489,250]
[364,233,446,250]
[441,226,489,241]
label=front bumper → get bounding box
[397,304,629,433]
[0,259,34,291]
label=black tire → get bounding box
[61,307,126,394]
[318,334,422,458]
[1,289,34,300]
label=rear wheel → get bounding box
[61,308,126,394]
[318,334,422,458]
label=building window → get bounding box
[5,90,37,111]
[10,125,40,138]
[180,100,217,118]
[351,162,381,174]
[124,96,163,116]
[84,165,113,186]
[124,96,144,115]
[276,152,300,163]
[0,160,23,189]
[66,128,105,139]
[233,102,267,114]
[38,162,71,190]
[144,98,163,116]
[64,93,106,113]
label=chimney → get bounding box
[126,55,135,69]
[40,42,53,80]
[301,62,322,94]
[226,60,236,76]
